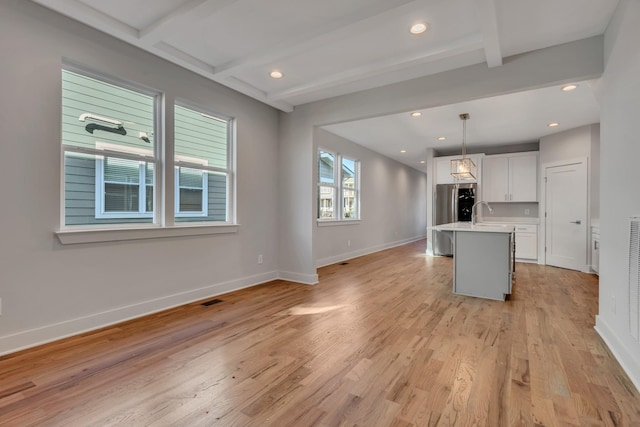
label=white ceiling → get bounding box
[32,0,616,169]
[323,79,602,170]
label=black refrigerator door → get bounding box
[457,187,475,222]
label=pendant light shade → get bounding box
[450,113,476,180]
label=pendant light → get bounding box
[450,113,476,180]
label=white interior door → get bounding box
[545,160,588,271]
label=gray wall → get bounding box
[539,124,600,266]
[314,129,427,267]
[0,0,280,354]
[596,0,640,390]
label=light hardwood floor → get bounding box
[1,240,639,426]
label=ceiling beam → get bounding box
[211,0,419,79]
[138,0,242,45]
[32,0,137,38]
[475,0,503,67]
[267,35,484,102]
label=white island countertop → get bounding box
[431,222,515,233]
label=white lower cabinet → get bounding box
[514,225,538,260]
[484,223,538,261]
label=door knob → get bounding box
[569,220,582,224]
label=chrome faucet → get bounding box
[471,201,493,225]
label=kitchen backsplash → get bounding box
[481,202,538,219]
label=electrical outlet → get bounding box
[524,209,530,215]
[348,240,351,247]
[258,254,263,265]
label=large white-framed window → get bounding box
[174,103,233,223]
[62,67,159,227]
[317,149,360,220]
[60,65,236,238]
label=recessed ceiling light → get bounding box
[562,84,578,92]
[548,122,560,127]
[410,22,428,35]
[410,111,422,117]
[420,160,426,164]
[437,136,446,141]
[269,70,284,79]
[400,150,407,153]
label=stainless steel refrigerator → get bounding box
[433,183,476,256]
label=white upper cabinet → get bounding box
[435,154,483,184]
[482,152,538,202]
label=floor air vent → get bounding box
[201,298,223,307]
[629,218,640,342]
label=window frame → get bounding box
[317,148,361,222]
[94,156,155,219]
[174,166,209,218]
[57,63,238,243]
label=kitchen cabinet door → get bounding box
[515,230,537,259]
[510,154,538,201]
[482,156,509,202]
[482,153,538,202]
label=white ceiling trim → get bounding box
[267,35,485,102]
[475,0,503,67]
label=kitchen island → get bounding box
[431,222,515,301]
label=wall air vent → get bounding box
[629,217,640,342]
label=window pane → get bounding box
[63,152,153,226]
[178,167,203,188]
[175,172,228,223]
[145,163,154,185]
[105,183,139,212]
[343,189,357,219]
[319,151,335,185]
[179,188,203,211]
[104,157,139,184]
[62,70,155,153]
[342,157,356,189]
[146,185,153,212]
[175,105,228,169]
[318,186,335,219]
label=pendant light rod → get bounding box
[460,113,469,158]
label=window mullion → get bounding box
[138,162,145,214]
[336,154,341,219]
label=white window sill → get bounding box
[56,223,239,245]
[317,219,361,227]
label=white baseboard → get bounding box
[315,235,425,268]
[278,271,319,285]
[594,315,640,393]
[0,271,279,357]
